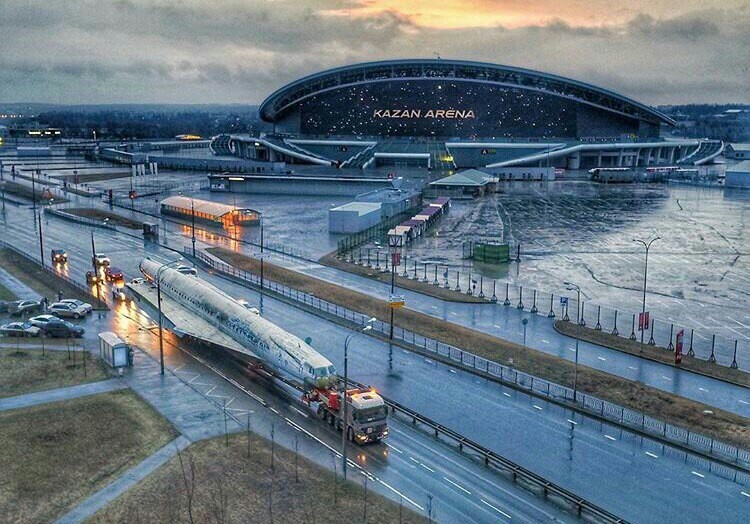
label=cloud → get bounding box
[0,1,747,105]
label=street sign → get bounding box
[559,296,569,306]
[638,311,650,331]
[391,252,401,267]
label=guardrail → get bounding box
[188,247,750,478]
[0,238,107,308]
[381,388,629,523]
[44,208,118,230]
[339,249,748,372]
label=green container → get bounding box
[473,242,510,264]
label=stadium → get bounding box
[210,59,723,171]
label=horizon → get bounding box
[0,1,748,106]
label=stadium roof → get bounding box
[260,59,676,127]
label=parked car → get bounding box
[10,299,42,316]
[105,266,124,283]
[0,322,41,337]
[48,302,88,319]
[51,249,68,265]
[42,319,85,338]
[92,253,111,267]
[0,301,12,314]
[59,299,93,314]
[28,314,59,328]
[176,265,197,276]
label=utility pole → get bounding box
[565,282,582,401]
[156,259,182,375]
[191,198,196,257]
[37,209,45,267]
[634,236,660,353]
[91,231,102,310]
[260,218,265,289]
[389,251,396,340]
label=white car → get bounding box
[93,253,111,267]
[176,265,197,276]
[29,314,59,328]
[59,299,93,314]
[48,302,89,319]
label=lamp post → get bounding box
[565,282,582,402]
[37,209,45,268]
[156,258,183,375]
[191,198,196,257]
[342,318,376,480]
[564,281,582,325]
[260,218,264,289]
[633,236,660,352]
[90,219,109,313]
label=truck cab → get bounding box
[346,389,389,444]
[51,249,68,265]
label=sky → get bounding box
[0,0,748,106]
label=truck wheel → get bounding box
[317,405,325,419]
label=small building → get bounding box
[98,332,130,368]
[354,188,421,218]
[160,195,261,226]
[328,202,382,234]
[726,161,750,189]
[725,144,750,160]
[425,169,497,199]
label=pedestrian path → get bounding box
[0,265,39,300]
[55,435,191,524]
[0,378,126,412]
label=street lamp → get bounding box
[156,258,183,375]
[342,317,376,480]
[633,236,660,352]
[563,281,582,325]
[565,282,581,402]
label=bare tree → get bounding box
[177,449,198,524]
[208,471,229,524]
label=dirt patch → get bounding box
[0,248,98,305]
[0,389,177,523]
[320,251,487,303]
[0,347,110,398]
[209,247,750,449]
[555,321,750,387]
[64,208,144,229]
[89,432,426,524]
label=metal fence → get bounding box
[189,247,750,477]
[336,207,421,254]
[339,248,748,371]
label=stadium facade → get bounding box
[210,59,723,170]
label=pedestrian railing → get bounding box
[188,246,750,478]
[339,247,748,372]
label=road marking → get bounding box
[480,499,512,519]
[597,357,606,361]
[568,348,576,353]
[385,442,403,454]
[566,419,578,425]
[425,359,434,364]
[173,364,185,372]
[661,376,672,381]
[645,452,659,458]
[741,491,750,498]
[691,471,705,478]
[409,456,420,464]
[738,400,749,405]
[443,477,472,495]
[628,366,637,370]
[494,325,502,329]
[269,407,279,414]
[533,405,543,411]
[420,463,436,473]
[503,392,512,398]
[377,479,424,511]
[290,406,309,418]
[698,387,708,392]
[204,385,217,396]
[604,435,616,441]
[542,339,550,344]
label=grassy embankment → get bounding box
[0,389,177,523]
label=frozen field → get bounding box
[394,181,750,345]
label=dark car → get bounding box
[41,319,85,338]
[105,266,124,283]
[51,249,68,265]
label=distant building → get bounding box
[425,169,498,199]
[726,161,750,189]
[328,202,382,234]
[725,143,750,160]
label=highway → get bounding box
[76,193,750,418]
[1,204,749,523]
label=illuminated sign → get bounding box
[373,109,475,119]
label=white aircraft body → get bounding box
[137,259,337,388]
